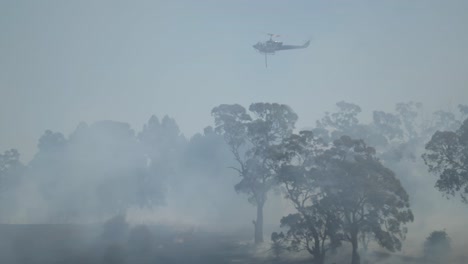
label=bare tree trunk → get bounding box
[351,232,360,264]
[254,202,264,244]
[314,238,325,264]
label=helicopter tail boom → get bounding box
[277,40,310,51]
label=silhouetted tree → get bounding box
[423,118,468,203]
[320,136,413,264]
[274,131,341,264]
[273,132,413,264]
[423,230,451,262]
[212,103,298,243]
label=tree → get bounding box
[314,101,390,152]
[320,136,413,264]
[138,115,185,164]
[315,101,364,141]
[0,149,24,192]
[28,130,71,221]
[422,118,468,203]
[423,230,451,262]
[270,232,286,260]
[75,120,165,213]
[395,101,423,140]
[28,120,166,222]
[273,131,341,264]
[273,132,413,264]
[372,110,404,144]
[458,104,468,119]
[138,115,186,206]
[430,110,461,133]
[183,126,232,177]
[212,103,298,243]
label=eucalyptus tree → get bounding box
[212,102,298,243]
[423,118,468,203]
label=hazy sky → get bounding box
[1,0,468,162]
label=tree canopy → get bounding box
[423,118,468,203]
[273,132,414,264]
[212,102,298,243]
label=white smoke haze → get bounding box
[1,1,468,264]
[1,104,467,263]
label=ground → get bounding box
[0,224,465,264]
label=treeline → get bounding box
[0,116,233,223]
[0,101,467,264]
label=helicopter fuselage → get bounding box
[252,36,310,67]
[253,39,310,54]
[253,40,283,54]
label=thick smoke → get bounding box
[1,101,467,264]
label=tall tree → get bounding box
[28,130,70,221]
[274,131,341,264]
[422,118,468,203]
[323,136,413,264]
[212,103,298,243]
[273,132,413,264]
[138,115,186,204]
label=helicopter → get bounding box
[253,33,310,67]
